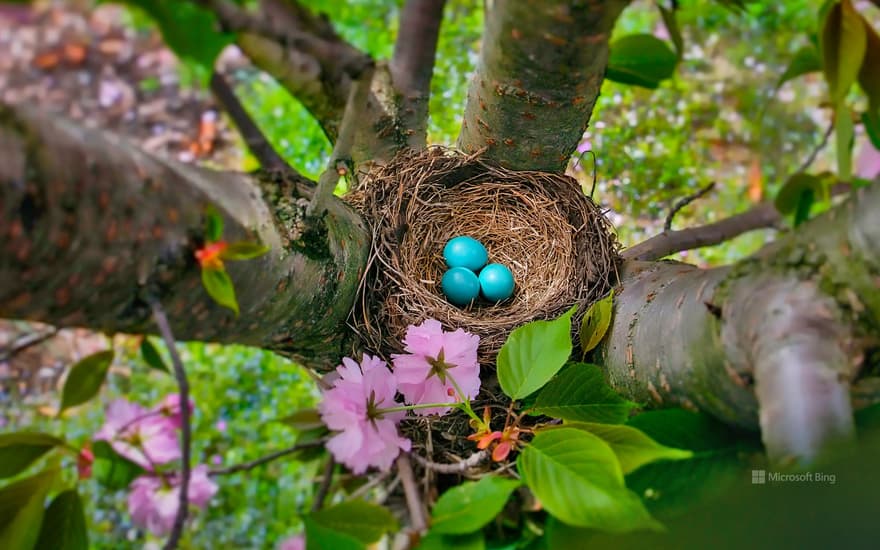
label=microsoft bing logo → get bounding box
[751,470,766,484]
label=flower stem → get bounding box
[445,373,483,427]
[376,402,460,414]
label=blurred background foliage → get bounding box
[4,0,877,548]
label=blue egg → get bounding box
[479,263,515,302]
[443,236,488,272]
[441,267,481,306]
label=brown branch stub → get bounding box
[457,0,630,171]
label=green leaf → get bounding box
[792,187,815,227]
[497,306,576,400]
[139,338,169,374]
[34,490,88,550]
[579,291,614,354]
[561,423,693,474]
[0,469,57,550]
[220,241,270,261]
[857,16,880,110]
[431,476,521,534]
[202,267,239,315]
[92,440,145,490]
[0,432,65,479]
[308,500,397,544]
[862,110,880,150]
[656,3,683,60]
[417,531,486,550]
[774,173,826,219]
[835,107,855,180]
[821,0,867,105]
[117,1,234,86]
[532,363,637,423]
[606,34,678,89]
[304,517,364,550]
[774,45,821,91]
[274,409,325,431]
[58,350,115,415]
[204,205,224,242]
[625,409,757,518]
[517,428,662,533]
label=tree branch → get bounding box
[457,0,630,171]
[208,439,327,476]
[151,300,191,550]
[397,454,427,532]
[311,456,335,512]
[0,326,57,362]
[391,0,447,148]
[0,102,369,370]
[209,72,292,173]
[665,182,716,231]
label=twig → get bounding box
[307,64,375,216]
[347,471,392,502]
[311,457,336,511]
[150,300,191,550]
[0,327,57,362]
[209,72,293,173]
[208,439,327,476]
[410,451,487,473]
[796,120,834,175]
[396,455,427,532]
[665,182,716,231]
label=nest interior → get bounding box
[348,147,619,370]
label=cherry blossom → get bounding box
[95,399,180,470]
[127,465,218,537]
[278,535,305,550]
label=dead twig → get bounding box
[665,182,716,231]
[396,454,427,532]
[410,451,487,473]
[209,439,327,476]
[311,457,336,511]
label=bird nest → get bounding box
[347,147,619,367]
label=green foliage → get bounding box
[0,432,65,479]
[59,350,115,416]
[35,490,89,550]
[418,531,485,550]
[820,0,866,106]
[579,291,614,354]
[430,476,521,534]
[303,518,363,550]
[859,18,880,109]
[306,500,397,546]
[204,206,224,243]
[139,338,169,374]
[656,3,684,59]
[221,242,271,261]
[91,441,145,491]
[775,45,821,90]
[497,306,576,400]
[0,469,57,550]
[774,172,827,226]
[201,268,240,315]
[532,363,638,424]
[863,110,880,149]
[606,34,679,89]
[560,423,693,474]
[517,428,661,533]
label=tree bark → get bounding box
[0,103,369,369]
[457,0,629,171]
[600,184,880,464]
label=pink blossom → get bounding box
[856,141,880,180]
[95,399,180,469]
[153,394,193,429]
[392,319,481,416]
[318,355,411,474]
[278,535,305,550]
[127,465,218,537]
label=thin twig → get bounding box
[664,182,716,231]
[307,64,375,216]
[796,120,834,175]
[208,439,327,476]
[410,451,487,473]
[311,457,336,512]
[0,327,57,362]
[150,301,191,550]
[209,72,293,173]
[347,471,392,502]
[396,454,427,532]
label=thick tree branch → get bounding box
[457,0,629,171]
[0,103,369,370]
[209,72,292,172]
[391,0,447,148]
[601,182,880,464]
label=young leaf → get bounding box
[202,267,239,315]
[560,423,693,474]
[58,350,115,415]
[857,16,880,110]
[307,500,397,544]
[774,45,821,92]
[606,34,678,89]
[821,0,867,105]
[497,306,576,400]
[774,173,825,217]
[140,338,169,374]
[532,363,638,423]
[517,428,663,533]
[92,440,145,490]
[835,108,855,180]
[34,490,89,550]
[204,204,224,242]
[579,290,614,354]
[0,468,57,550]
[862,110,880,150]
[221,241,270,261]
[431,476,521,534]
[273,409,325,431]
[304,518,363,550]
[0,432,66,479]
